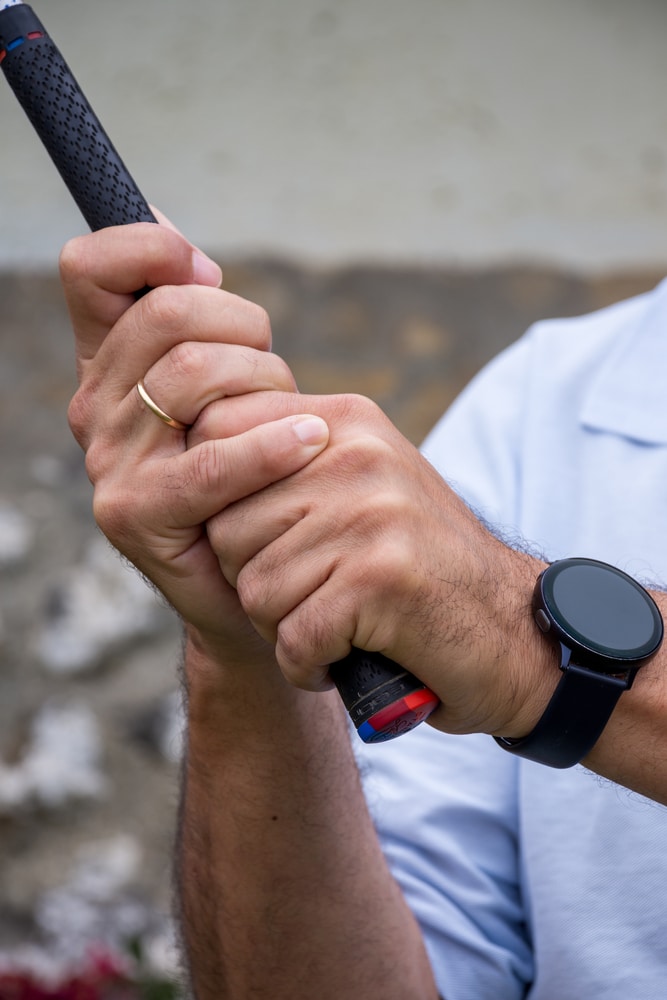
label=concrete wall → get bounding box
[1,0,667,271]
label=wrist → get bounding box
[182,625,275,714]
[182,625,337,741]
[494,558,664,770]
[490,551,557,739]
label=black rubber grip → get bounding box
[0,4,155,230]
[330,648,437,738]
[0,5,440,741]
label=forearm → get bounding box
[177,635,437,1000]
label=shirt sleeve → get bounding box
[420,334,534,532]
[357,333,539,998]
[357,728,533,999]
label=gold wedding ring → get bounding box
[136,379,189,431]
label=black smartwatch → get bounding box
[495,557,663,768]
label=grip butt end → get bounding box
[330,648,439,743]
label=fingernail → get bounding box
[192,250,223,287]
[292,415,329,447]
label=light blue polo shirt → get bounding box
[357,279,667,999]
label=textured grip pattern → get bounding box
[1,15,154,230]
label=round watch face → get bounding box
[540,558,664,662]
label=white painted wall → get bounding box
[1,0,667,271]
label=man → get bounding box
[60,221,667,998]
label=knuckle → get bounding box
[275,619,305,670]
[92,481,134,545]
[67,380,104,451]
[221,295,272,350]
[204,510,224,549]
[347,513,419,628]
[236,563,268,619]
[272,352,298,390]
[275,617,332,690]
[58,236,88,284]
[372,531,416,587]
[191,442,226,496]
[329,392,381,424]
[83,440,110,486]
[334,431,391,481]
[245,301,272,351]
[66,388,90,445]
[140,284,191,341]
[167,340,206,383]
[206,513,237,581]
[254,305,273,351]
[358,491,414,565]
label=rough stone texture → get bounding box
[0,262,662,968]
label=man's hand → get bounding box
[195,388,554,739]
[60,223,327,663]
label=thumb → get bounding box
[172,414,330,526]
[149,205,222,287]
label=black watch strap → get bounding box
[494,663,629,769]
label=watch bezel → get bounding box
[496,558,664,768]
[535,558,664,669]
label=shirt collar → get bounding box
[579,277,667,445]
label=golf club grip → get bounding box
[0,4,155,230]
[1,5,440,742]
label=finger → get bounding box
[230,517,335,635]
[206,465,359,679]
[145,414,330,529]
[142,342,297,432]
[97,286,272,391]
[90,413,330,577]
[275,591,356,692]
[60,222,223,366]
[70,287,276,449]
[193,390,359,444]
[207,487,310,589]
